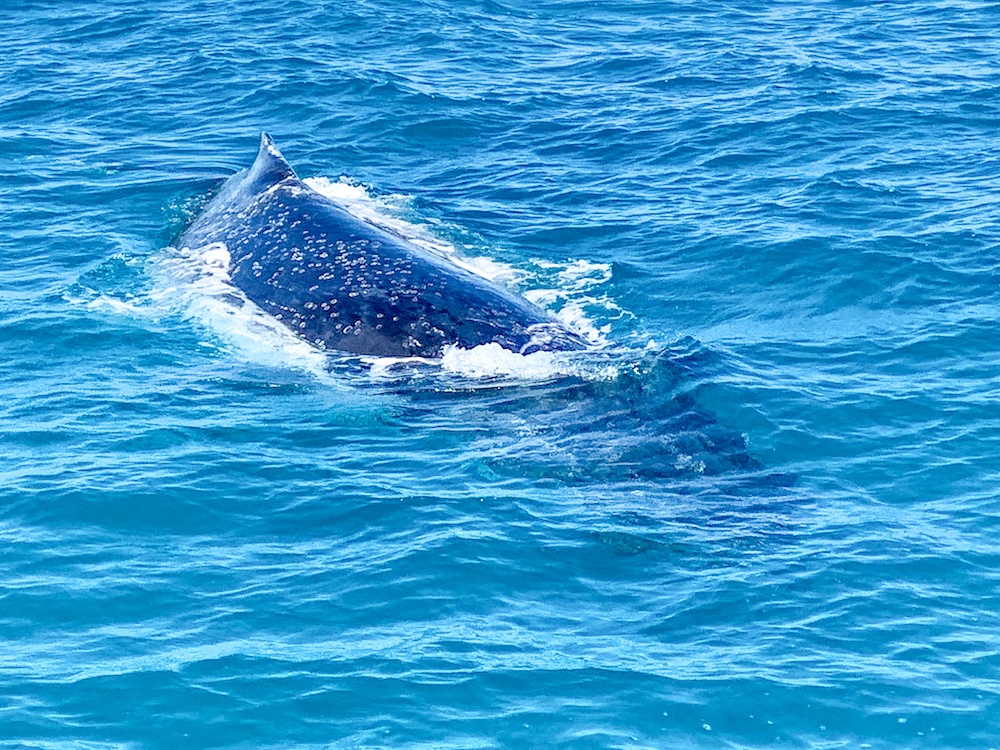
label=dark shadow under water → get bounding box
[354,340,800,556]
[359,339,794,494]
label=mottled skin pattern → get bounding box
[178,133,589,357]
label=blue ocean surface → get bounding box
[3,1,1000,747]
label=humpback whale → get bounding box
[178,133,589,358]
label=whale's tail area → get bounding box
[245,132,297,192]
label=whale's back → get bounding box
[178,134,589,357]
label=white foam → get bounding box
[557,259,614,289]
[523,288,620,349]
[364,343,621,385]
[441,343,562,380]
[524,258,624,348]
[555,301,611,346]
[149,243,331,379]
[83,296,143,315]
[438,342,620,383]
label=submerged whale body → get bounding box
[178,133,589,358]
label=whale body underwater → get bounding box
[177,134,589,358]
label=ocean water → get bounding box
[2,1,1000,747]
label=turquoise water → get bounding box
[3,1,1000,747]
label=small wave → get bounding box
[365,342,623,387]
[63,251,154,318]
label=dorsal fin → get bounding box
[245,132,297,191]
